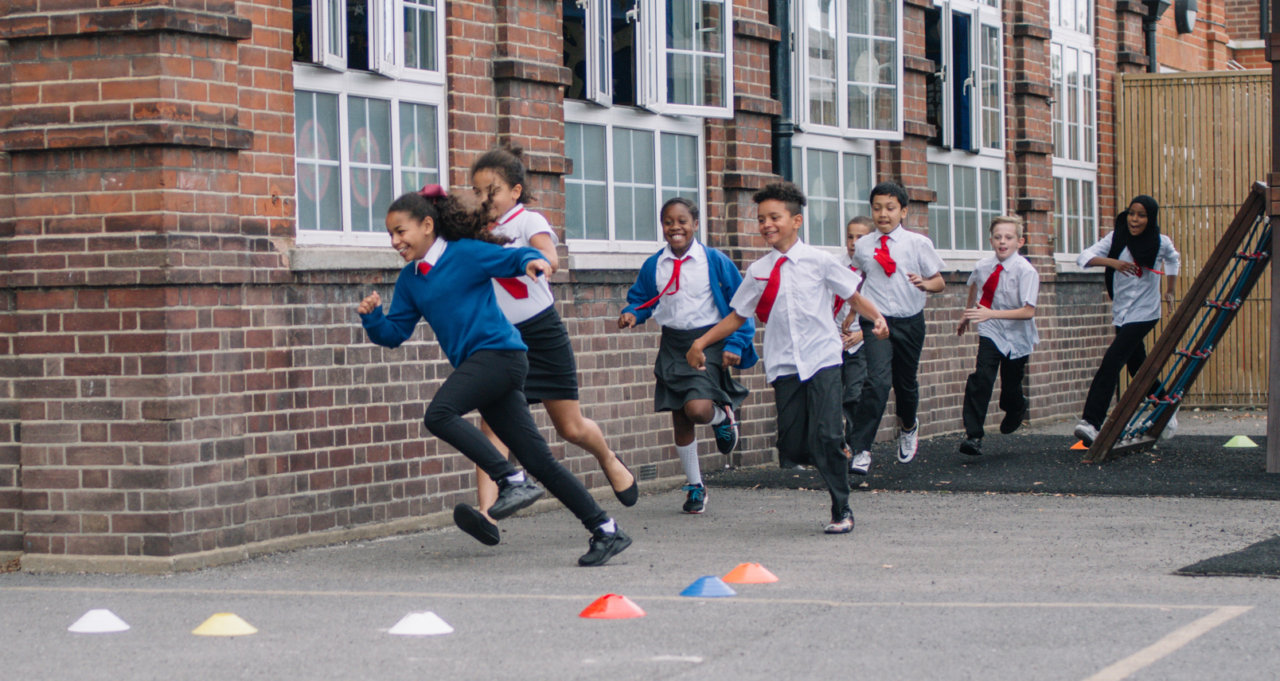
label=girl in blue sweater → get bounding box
[617,198,757,513]
[358,186,631,567]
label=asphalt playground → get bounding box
[3,412,1279,681]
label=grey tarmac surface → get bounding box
[3,412,1278,680]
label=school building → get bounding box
[0,0,1269,570]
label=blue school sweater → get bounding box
[360,238,546,367]
[621,243,759,370]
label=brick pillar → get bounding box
[0,31,17,555]
[0,0,290,568]
[1006,2,1053,258]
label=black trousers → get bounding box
[848,312,926,452]
[773,366,850,520]
[962,337,1029,439]
[840,349,867,450]
[1080,320,1159,429]
[422,350,608,531]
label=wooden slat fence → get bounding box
[1116,70,1272,406]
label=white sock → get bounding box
[596,519,617,534]
[709,406,727,426]
[677,442,702,486]
[504,471,526,485]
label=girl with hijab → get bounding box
[1072,195,1181,445]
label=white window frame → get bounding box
[1050,0,1097,263]
[371,0,446,85]
[790,136,877,250]
[1053,171,1096,259]
[926,155,1005,259]
[293,68,448,247]
[563,102,707,267]
[926,0,1003,153]
[292,0,447,243]
[793,0,905,140]
[311,0,347,69]
[568,0,733,117]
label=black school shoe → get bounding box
[958,437,983,457]
[453,504,500,546]
[488,478,544,520]
[614,462,639,507]
[578,527,632,567]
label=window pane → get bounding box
[398,101,439,194]
[668,0,695,51]
[871,0,895,37]
[981,168,1001,236]
[807,0,838,126]
[563,0,586,99]
[1066,178,1080,254]
[564,123,609,239]
[293,0,313,62]
[842,152,872,221]
[954,166,978,250]
[296,91,342,231]
[1082,53,1095,163]
[404,0,438,71]
[1079,179,1095,254]
[806,149,840,246]
[1054,177,1066,253]
[1051,44,1063,157]
[348,96,392,232]
[980,24,1001,149]
[661,132,699,194]
[1066,46,1079,161]
[613,127,656,241]
[927,163,951,250]
[610,0,637,106]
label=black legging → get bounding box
[423,349,608,531]
[1080,320,1159,428]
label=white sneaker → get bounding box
[1073,419,1098,446]
[1161,411,1178,440]
[849,451,872,476]
[897,424,919,463]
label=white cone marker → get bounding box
[388,611,454,636]
[68,609,130,634]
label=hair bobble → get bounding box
[418,184,448,200]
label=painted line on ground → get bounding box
[0,585,1247,613]
[1082,605,1253,681]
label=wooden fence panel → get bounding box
[1116,71,1272,406]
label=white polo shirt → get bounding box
[731,240,861,383]
[853,225,945,318]
[966,252,1040,360]
[650,240,720,330]
[1077,232,1181,326]
[489,205,558,324]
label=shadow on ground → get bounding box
[708,434,1279,500]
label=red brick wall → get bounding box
[0,0,1180,568]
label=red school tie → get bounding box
[874,234,897,276]
[755,255,788,324]
[833,264,857,317]
[978,264,1003,308]
[636,255,690,310]
[418,261,432,275]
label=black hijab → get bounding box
[1105,195,1161,299]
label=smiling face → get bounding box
[870,194,908,234]
[989,220,1024,260]
[385,209,435,262]
[661,201,698,256]
[757,198,801,252]
[472,168,523,223]
[1126,201,1150,237]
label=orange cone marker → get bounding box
[723,562,779,584]
[1070,440,1087,450]
[579,594,645,619]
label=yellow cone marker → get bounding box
[1224,435,1258,448]
[192,613,258,636]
